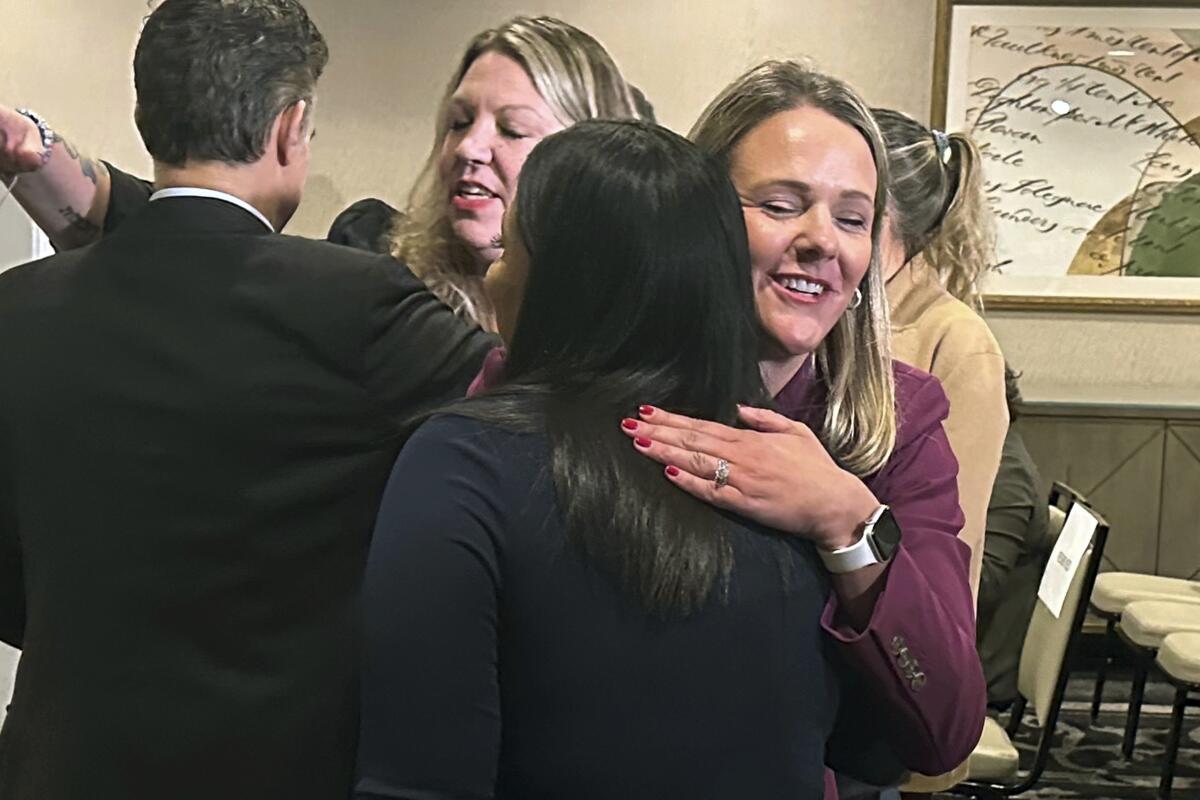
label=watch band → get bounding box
[818,505,889,574]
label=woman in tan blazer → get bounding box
[873,110,1008,604]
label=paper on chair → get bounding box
[1037,503,1097,619]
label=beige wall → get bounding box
[0,0,1195,404]
[291,0,939,237]
[989,312,1200,406]
[0,0,936,235]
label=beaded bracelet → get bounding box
[15,108,56,166]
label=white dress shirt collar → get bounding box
[149,187,274,232]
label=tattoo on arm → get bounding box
[79,157,100,186]
[58,205,101,237]
[58,136,100,186]
[59,136,79,160]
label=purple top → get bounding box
[779,358,985,781]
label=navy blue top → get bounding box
[357,414,842,800]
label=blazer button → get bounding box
[911,672,927,692]
[891,635,906,654]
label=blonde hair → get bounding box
[689,60,897,476]
[392,16,643,325]
[874,108,995,312]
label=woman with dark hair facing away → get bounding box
[356,120,855,799]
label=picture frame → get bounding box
[932,0,1200,313]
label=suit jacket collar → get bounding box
[150,188,274,232]
[110,194,276,239]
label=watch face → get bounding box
[872,508,902,559]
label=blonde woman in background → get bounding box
[873,108,1007,600]
[0,16,644,331]
[374,17,643,326]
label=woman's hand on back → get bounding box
[621,405,880,551]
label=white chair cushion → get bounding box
[1158,632,1200,686]
[900,762,968,793]
[967,716,1019,784]
[1092,573,1200,615]
[1121,600,1200,649]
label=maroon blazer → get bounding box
[778,358,986,776]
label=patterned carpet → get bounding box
[936,673,1199,799]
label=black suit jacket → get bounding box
[0,190,494,799]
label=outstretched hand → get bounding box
[620,405,879,551]
[0,106,48,175]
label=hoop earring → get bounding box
[847,288,863,311]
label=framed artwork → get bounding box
[933,1,1200,313]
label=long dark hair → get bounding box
[452,120,768,616]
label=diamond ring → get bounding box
[713,458,731,489]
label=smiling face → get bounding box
[729,106,878,370]
[436,51,565,268]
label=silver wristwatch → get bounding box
[818,504,902,574]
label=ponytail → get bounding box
[874,109,996,311]
[922,132,994,311]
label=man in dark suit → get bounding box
[0,2,493,798]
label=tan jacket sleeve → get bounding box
[928,324,1008,601]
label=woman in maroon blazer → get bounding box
[619,61,986,791]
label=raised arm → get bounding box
[0,106,112,251]
[360,255,499,425]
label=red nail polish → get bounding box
[639,405,656,416]
[666,466,680,477]
[621,418,639,431]
[634,437,652,448]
